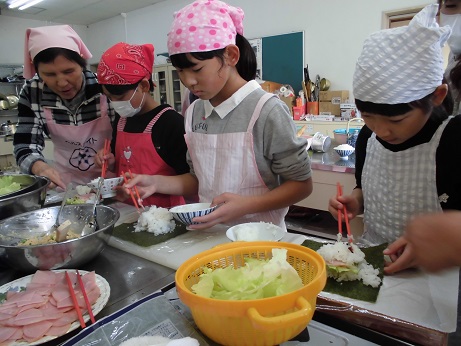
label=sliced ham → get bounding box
[23,320,53,343]
[0,327,16,343]
[0,270,102,344]
[46,323,72,336]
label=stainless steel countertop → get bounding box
[309,146,356,173]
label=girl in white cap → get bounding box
[125,0,312,230]
[13,25,115,189]
[328,4,461,274]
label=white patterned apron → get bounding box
[361,118,451,244]
[184,93,288,229]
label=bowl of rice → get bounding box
[334,144,355,160]
[169,203,217,226]
[226,222,286,242]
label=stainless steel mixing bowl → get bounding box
[0,176,50,220]
[0,174,39,199]
[0,204,120,272]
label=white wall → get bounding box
[87,0,431,92]
[0,16,87,66]
[0,0,431,92]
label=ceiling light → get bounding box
[9,0,44,10]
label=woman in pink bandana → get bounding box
[125,0,312,230]
[13,25,116,189]
[95,42,188,208]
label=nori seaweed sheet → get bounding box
[302,239,388,303]
[112,221,188,247]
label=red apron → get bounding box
[115,107,185,208]
[44,95,113,185]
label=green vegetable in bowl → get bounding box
[66,196,87,205]
[192,248,303,300]
[0,176,21,196]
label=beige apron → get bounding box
[184,93,288,229]
[43,94,113,185]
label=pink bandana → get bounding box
[24,25,92,79]
[97,42,154,85]
[167,0,244,56]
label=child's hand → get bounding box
[328,194,360,221]
[123,173,158,199]
[188,193,252,230]
[383,237,417,274]
[95,147,115,169]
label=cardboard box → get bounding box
[260,81,283,93]
[319,90,350,104]
[319,102,341,116]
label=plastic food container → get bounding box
[175,241,326,346]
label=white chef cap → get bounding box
[353,4,451,105]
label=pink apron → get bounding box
[44,95,113,185]
[115,107,185,208]
[185,93,288,229]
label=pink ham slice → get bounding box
[0,327,17,344]
[23,320,53,343]
[46,323,72,336]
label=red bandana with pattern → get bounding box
[98,42,154,85]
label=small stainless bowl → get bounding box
[0,204,120,272]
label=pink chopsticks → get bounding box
[101,139,110,179]
[76,270,96,324]
[121,170,143,213]
[65,271,86,329]
[337,182,354,249]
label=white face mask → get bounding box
[110,87,145,118]
[440,13,461,56]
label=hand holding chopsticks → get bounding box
[121,170,145,213]
[336,182,354,250]
[101,139,110,179]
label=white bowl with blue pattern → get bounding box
[170,203,217,226]
[334,145,355,160]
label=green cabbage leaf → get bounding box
[191,248,303,300]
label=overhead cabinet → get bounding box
[153,64,185,113]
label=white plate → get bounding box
[0,270,110,346]
[226,222,286,242]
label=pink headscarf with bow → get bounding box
[167,0,244,56]
[24,25,92,79]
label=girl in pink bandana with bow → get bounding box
[126,0,312,230]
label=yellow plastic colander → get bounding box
[175,241,326,346]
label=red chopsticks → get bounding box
[101,139,110,178]
[128,169,145,210]
[65,271,86,329]
[121,170,143,213]
[76,270,96,324]
[337,182,354,249]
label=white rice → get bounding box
[317,241,381,288]
[134,206,175,235]
[233,222,282,241]
[334,144,355,151]
[75,185,91,195]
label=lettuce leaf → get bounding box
[191,248,303,300]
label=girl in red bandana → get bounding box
[95,42,188,208]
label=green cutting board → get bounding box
[302,239,387,303]
[113,221,188,247]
